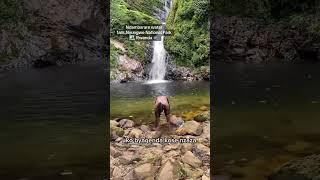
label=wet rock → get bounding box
[194,111,210,122]
[162,151,179,165]
[181,151,202,168]
[111,120,119,127]
[115,137,123,143]
[119,119,135,129]
[179,121,203,136]
[159,160,175,180]
[140,125,150,132]
[193,144,210,163]
[112,166,122,178]
[129,128,143,138]
[144,149,163,163]
[123,170,135,180]
[110,146,121,158]
[119,151,140,165]
[134,163,155,179]
[182,164,203,179]
[145,131,161,139]
[163,144,179,152]
[180,144,194,154]
[202,175,210,180]
[111,126,125,140]
[269,154,320,180]
[199,106,209,111]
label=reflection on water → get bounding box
[110,81,210,123]
[148,81,170,96]
[214,62,320,179]
[0,64,106,179]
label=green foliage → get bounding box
[0,0,24,28]
[110,44,121,68]
[126,41,148,61]
[111,0,160,36]
[309,23,320,38]
[110,0,161,62]
[213,0,318,19]
[165,0,209,68]
[214,0,320,39]
[125,0,163,17]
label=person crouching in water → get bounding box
[154,96,184,130]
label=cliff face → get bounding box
[0,0,106,70]
[212,14,320,63]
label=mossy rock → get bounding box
[182,111,202,121]
[199,106,209,111]
[111,126,125,137]
[194,111,210,122]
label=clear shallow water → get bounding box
[110,81,210,124]
[0,64,106,179]
[214,62,320,179]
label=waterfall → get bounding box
[147,0,172,83]
[149,35,166,81]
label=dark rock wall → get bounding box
[212,15,320,63]
[0,0,106,70]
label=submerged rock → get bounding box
[269,154,320,180]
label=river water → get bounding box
[0,64,106,179]
[214,62,320,179]
[110,81,210,124]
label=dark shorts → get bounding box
[155,103,170,116]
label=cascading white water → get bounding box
[147,0,172,84]
[149,35,166,81]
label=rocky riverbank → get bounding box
[110,110,211,180]
[212,14,320,63]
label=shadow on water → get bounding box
[0,64,106,179]
[214,62,320,180]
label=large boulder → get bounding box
[269,154,320,180]
[177,121,203,136]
